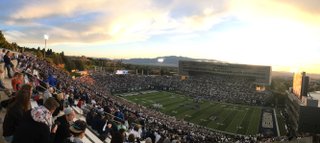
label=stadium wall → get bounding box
[178,60,271,85]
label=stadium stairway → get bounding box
[0,76,15,143]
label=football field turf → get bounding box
[120,91,265,135]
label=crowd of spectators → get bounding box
[79,72,271,104]
[0,52,301,143]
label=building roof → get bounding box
[75,71,87,74]
[309,92,320,107]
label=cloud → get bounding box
[2,0,228,44]
[170,34,199,41]
[2,0,320,47]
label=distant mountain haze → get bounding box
[92,56,320,79]
[94,56,213,67]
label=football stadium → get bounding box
[0,49,308,143]
[1,1,318,142]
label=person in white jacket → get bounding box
[43,87,53,103]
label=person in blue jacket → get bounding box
[43,73,56,87]
[117,110,124,122]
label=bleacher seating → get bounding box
[30,99,38,108]
[82,136,92,143]
[72,106,83,114]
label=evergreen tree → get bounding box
[36,50,43,57]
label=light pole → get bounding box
[158,58,164,76]
[44,34,49,58]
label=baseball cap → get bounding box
[64,107,74,115]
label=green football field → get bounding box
[120,91,264,135]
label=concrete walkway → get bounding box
[0,77,14,143]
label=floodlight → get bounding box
[44,34,49,40]
[158,58,164,62]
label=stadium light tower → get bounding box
[44,34,49,58]
[158,58,164,76]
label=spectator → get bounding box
[119,128,126,138]
[128,134,135,143]
[0,67,7,90]
[111,131,124,143]
[2,90,31,142]
[62,120,87,143]
[14,53,18,60]
[103,105,111,114]
[155,131,161,143]
[86,109,95,126]
[3,51,13,78]
[91,112,103,131]
[68,94,75,107]
[1,49,6,62]
[172,136,179,143]
[118,121,127,131]
[77,99,83,108]
[91,98,96,106]
[44,73,57,87]
[11,73,23,92]
[117,109,124,122]
[163,134,171,143]
[109,116,118,132]
[129,125,141,141]
[52,93,65,117]
[157,138,163,143]
[53,107,75,143]
[141,127,146,140]
[43,87,54,104]
[64,92,69,106]
[149,131,156,143]
[12,98,60,143]
[145,129,151,140]
[97,116,113,135]
[145,137,152,143]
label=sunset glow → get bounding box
[1,0,320,73]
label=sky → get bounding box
[1,0,320,73]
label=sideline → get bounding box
[274,108,280,137]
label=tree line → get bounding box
[1,31,177,76]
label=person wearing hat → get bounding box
[62,120,87,143]
[53,107,75,143]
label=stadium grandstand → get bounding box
[0,48,310,143]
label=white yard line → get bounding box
[215,109,234,128]
[235,109,249,133]
[196,104,224,124]
[274,109,280,136]
[246,108,257,135]
[224,110,241,132]
[205,104,234,129]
